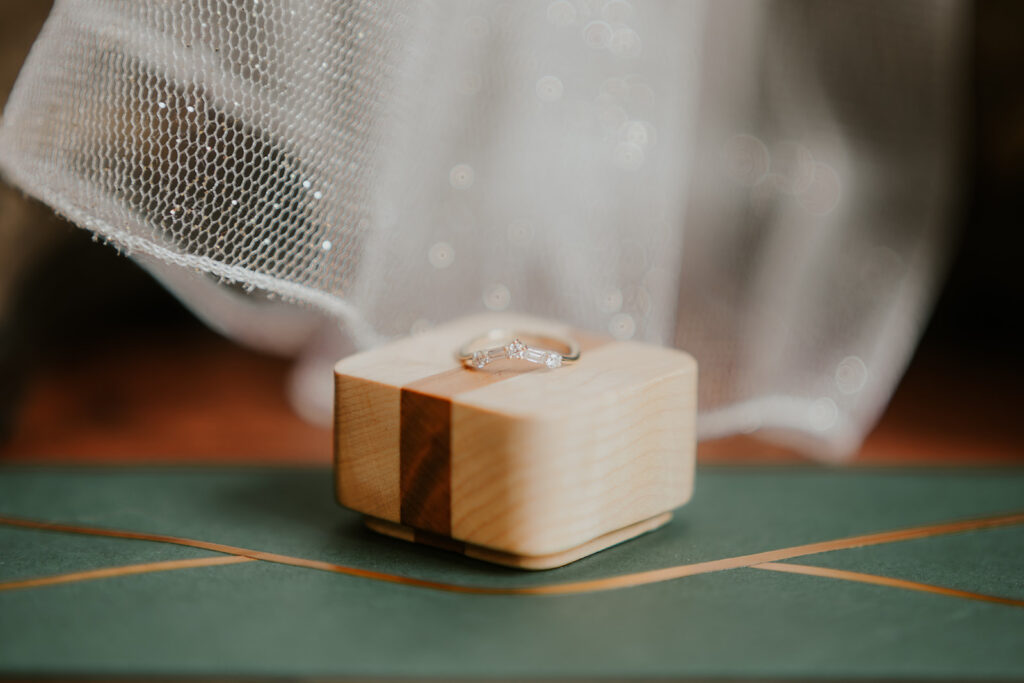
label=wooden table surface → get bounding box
[1,326,1019,466]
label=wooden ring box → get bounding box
[333,313,697,569]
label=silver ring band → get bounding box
[457,329,580,370]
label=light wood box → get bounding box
[333,313,697,569]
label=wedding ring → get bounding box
[457,329,580,370]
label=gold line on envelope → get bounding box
[0,511,1021,599]
[752,561,1024,608]
[0,555,252,592]
[517,511,1024,595]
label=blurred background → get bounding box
[0,1,1021,465]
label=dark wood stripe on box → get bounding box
[399,388,453,534]
[399,366,522,534]
[398,330,610,538]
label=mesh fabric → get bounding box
[0,0,964,457]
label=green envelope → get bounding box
[1,465,1022,679]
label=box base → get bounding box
[364,512,673,570]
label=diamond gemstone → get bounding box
[523,347,546,364]
[471,350,488,368]
[545,352,562,369]
[506,338,527,359]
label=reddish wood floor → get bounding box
[1,328,1020,465]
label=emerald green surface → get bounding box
[0,466,1022,678]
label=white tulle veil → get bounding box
[0,0,964,458]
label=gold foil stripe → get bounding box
[0,555,252,592]
[753,562,1024,608]
[501,511,1024,596]
[0,511,1022,600]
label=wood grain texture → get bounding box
[334,376,400,521]
[334,313,697,565]
[450,342,695,556]
[399,388,451,534]
[396,365,530,534]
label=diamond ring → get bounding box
[457,329,581,370]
